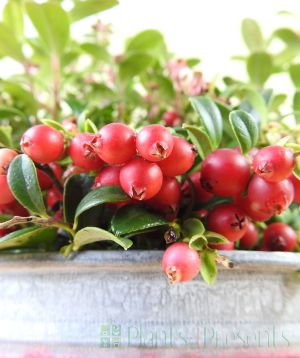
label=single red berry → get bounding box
[0,175,15,205]
[0,148,18,175]
[209,242,234,250]
[201,148,250,197]
[162,242,201,283]
[263,222,297,252]
[96,123,136,165]
[182,172,213,204]
[158,136,196,176]
[207,204,248,242]
[69,133,103,171]
[162,111,182,127]
[119,158,163,200]
[93,166,121,189]
[20,125,64,164]
[47,187,63,209]
[239,222,259,249]
[136,124,174,162]
[146,176,181,214]
[253,145,295,183]
[289,174,300,203]
[37,169,53,190]
[236,195,273,222]
[247,176,294,216]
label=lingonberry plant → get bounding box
[0,0,299,286]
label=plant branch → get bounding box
[215,254,234,269]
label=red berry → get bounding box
[209,242,234,250]
[21,125,64,164]
[289,174,300,203]
[96,123,136,165]
[201,149,250,197]
[69,133,103,170]
[236,195,273,222]
[136,124,174,162]
[0,148,18,175]
[93,166,121,189]
[162,111,182,127]
[239,222,259,249]
[248,176,294,216]
[37,169,53,190]
[263,223,297,252]
[162,242,200,283]
[207,204,248,242]
[158,136,196,176]
[146,176,181,214]
[120,158,163,200]
[0,175,14,205]
[253,145,295,183]
[182,172,213,204]
[49,163,62,180]
[47,187,63,209]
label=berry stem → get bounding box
[215,254,234,269]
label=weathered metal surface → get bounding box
[0,250,299,357]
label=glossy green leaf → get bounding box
[189,235,207,251]
[40,119,66,132]
[241,18,265,52]
[182,218,205,238]
[183,124,213,159]
[74,186,129,229]
[289,63,300,88]
[0,22,24,62]
[111,205,168,237]
[119,52,154,80]
[70,0,118,23]
[189,96,223,148]
[229,110,259,155]
[26,2,70,56]
[293,90,300,123]
[200,250,217,285]
[73,226,132,251]
[3,0,24,42]
[80,43,111,63]
[7,154,47,216]
[205,231,229,244]
[247,52,273,87]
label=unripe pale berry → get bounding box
[162,242,200,283]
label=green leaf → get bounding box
[73,227,132,251]
[189,96,223,149]
[200,250,217,285]
[269,93,287,112]
[229,110,259,154]
[80,43,111,63]
[0,22,24,62]
[0,126,13,147]
[247,52,273,87]
[189,234,207,251]
[289,63,300,88]
[40,119,66,132]
[119,52,154,81]
[3,0,24,42]
[7,154,47,216]
[186,58,201,67]
[26,2,70,56]
[0,226,56,251]
[205,231,229,244]
[84,119,98,134]
[182,218,205,238]
[241,18,265,52]
[293,90,300,123]
[183,124,213,160]
[63,174,94,224]
[74,186,129,229]
[111,205,168,237]
[70,0,118,23]
[153,75,175,100]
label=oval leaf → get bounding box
[189,96,223,148]
[241,19,265,52]
[119,52,154,81]
[7,154,47,216]
[182,218,205,238]
[189,234,207,251]
[73,227,132,251]
[183,124,213,160]
[247,52,273,87]
[200,250,217,285]
[111,205,168,237]
[229,110,259,155]
[0,22,25,62]
[70,0,118,23]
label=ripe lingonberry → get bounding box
[289,174,300,203]
[120,158,163,200]
[158,136,196,176]
[136,124,174,162]
[93,166,121,189]
[209,242,234,250]
[47,187,63,209]
[201,149,250,197]
[247,176,294,216]
[146,176,181,214]
[207,204,248,242]
[162,242,200,283]
[69,133,103,170]
[263,222,297,252]
[253,145,295,183]
[0,148,18,175]
[96,123,136,165]
[0,175,14,205]
[182,172,213,204]
[162,111,182,127]
[37,169,53,190]
[21,125,64,164]
[239,222,259,249]
[236,195,273,222]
